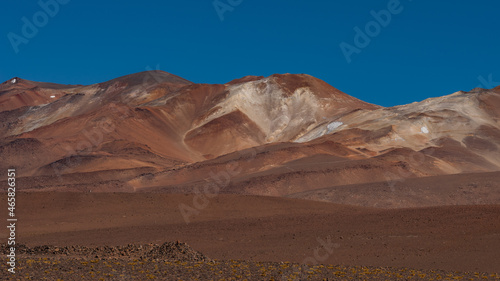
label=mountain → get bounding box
[1,71,499,207]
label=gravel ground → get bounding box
[2,243,500,280]
[2,258,500,280]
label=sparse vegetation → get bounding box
[3,257,500,280]
[1,244,499,280]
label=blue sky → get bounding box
[1,0,499,106]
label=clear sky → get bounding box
[1,0,499,106]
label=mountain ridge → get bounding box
[1,71,499,207]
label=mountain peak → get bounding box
[2,77,24,86]
[99,70,193,87]
[226,75,265,85]
[1,71,500,209]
